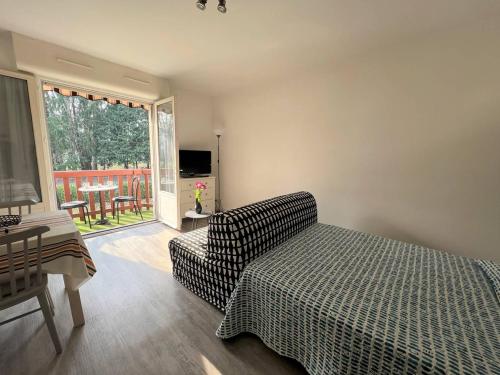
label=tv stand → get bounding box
[180,174,211,178]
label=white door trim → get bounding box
[152,96,180,229]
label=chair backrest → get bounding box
[0,200,36,215]
[56,194,62,210]
[0,226,50,301]
[207,192,318,269]
[132,176,141,200]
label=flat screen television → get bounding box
[179,150,212,177]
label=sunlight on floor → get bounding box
[88,222,179,273]
[201,354,223,375]
[74,209,154,234]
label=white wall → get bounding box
[0,31,16,70]
[172,88,217,185]
[213,22,500,262]
[12,33,170,100]
[173,89,214,150]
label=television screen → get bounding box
[179,150,211,177]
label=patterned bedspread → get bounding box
[216,223,500,375]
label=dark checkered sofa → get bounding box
[168,191,318,311]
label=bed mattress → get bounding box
[216,223,500,375]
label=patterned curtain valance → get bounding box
[42,83,149,110]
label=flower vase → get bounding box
[195,199,202,214]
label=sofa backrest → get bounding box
[207,192,317,269]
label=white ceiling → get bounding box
[1,0,499,95]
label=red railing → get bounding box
[53,169,152,220]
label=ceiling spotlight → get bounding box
[196,0,207,10]
[217,0,227,13]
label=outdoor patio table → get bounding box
[78,184,118,225]
[0,210,96,327]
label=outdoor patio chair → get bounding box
[112,176,143,224]
[57,196,92,229]
[0,225,62,354]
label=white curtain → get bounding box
[0,74,41,203]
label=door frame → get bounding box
[151,96,180,229]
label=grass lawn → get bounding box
[74,209,154,234]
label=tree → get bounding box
[44,92,150,171]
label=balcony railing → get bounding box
[53,169,152,220]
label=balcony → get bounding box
[54,168,154,234]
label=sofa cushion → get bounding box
[207,191,317,266]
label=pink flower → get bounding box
[195,181,207,190]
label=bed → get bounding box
[216,223,500,375]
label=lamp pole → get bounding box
[214,128,224,212]
[216,134,221,212]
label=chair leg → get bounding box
[117,203,120,224]
[46,288,55,316]
[112,201,115,219]
[137,203,143,220]
[84,206,92,228]
[37,290,62,354]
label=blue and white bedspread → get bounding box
[216,223,500,375]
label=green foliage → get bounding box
[44,92,150,171]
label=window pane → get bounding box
[0,74,41,204]
[157,102,175,193]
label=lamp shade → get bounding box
[213,128,224,136]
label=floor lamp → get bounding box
[214,128,224,212]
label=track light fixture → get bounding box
[217,0,227,13]
[196,0,207,10]
[195,0,227,13]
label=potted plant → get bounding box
[194,181,207,214]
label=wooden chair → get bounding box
[0,226,62,354]
[57,195,92,229]
[112,176,143,224]
[0,199,37,215]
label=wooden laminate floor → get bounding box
[0,221,306,375]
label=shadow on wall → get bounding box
[354,216,432,249]
[350,114,500,259]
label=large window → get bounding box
[0,73,41,204]
[42,84,154,233]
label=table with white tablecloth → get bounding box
[0,210,96,327]
[78,184,118,225]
